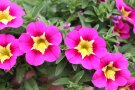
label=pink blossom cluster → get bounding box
[0,0,134,90]
[112,0,135,39]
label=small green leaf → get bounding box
[0,84,6,90]
[94,24,99,30]
[78,13,86,27]
[73,70,84,83]
[55,60,67,76]
[113,45,119,52]
[56,53,65,64]
[24,79,39,90]
[84,10,94,16]
[32,1,45,18]
[16,65,26,82]
[72,64,78,71]
[119,43,132,53]
[81,0,89,9]
[53,78,70,85]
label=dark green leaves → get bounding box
[53,78,70,85]
[72,70,84,83]
[24,79,39,90]
[55,60,67,76]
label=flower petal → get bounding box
[100,53,113,68]
[44,25,62,45]
[11,39,23,56]
[0,56,17,70]
[8,17,24,28]
[115,70,131,86]
[9,2,25,16]
[94,37,106,47]
[120,33,130,39]
[79,27,98,40]
[26,22,46,36]
[65,49,82,64]
[113,53,128,69]
[106,80,118,90]
[115,75,128,86]
[92,70,106,88]
[93,37,107,58]
[25,50,45,66]
[0,34,16,46]
[65,30,80,48]
[44,45,61,62]
[19,33,33,53]
[121,23,130,33]
[81,55,100,70]
[0,23,6,30]
[115,0,132,10]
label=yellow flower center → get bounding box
[102,62,120,81]
[31,33,52,54]
[0,6,16,25]
[119,86,130,90]
[121,7,131,17]
[0,43,13,63]
[114,29,120,34]
[75,37,95,59]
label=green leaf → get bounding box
[73,70,84,83]
[85,18,95,23]
[107,27,114,35]
[24,79,39,90]
[94,24,99,30]
[78,13,86,27]
[0,84,6,90]
[84,10,95,16]
[55,60,67,76]
[0,70,4,76]
[128,61,135,76]
[81,0,89,9]
[119,43,132,53]
[32,1,45,18]
[66,14,77,22]
[16,65,26,82]
[53,78,70,85]
[56,53,65,64]
[113,45,119,52]
[72,64,78,71]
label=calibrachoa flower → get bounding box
[111,15,121,24]
[65,27,107,70]
[115,0,135,33]
[0,0,25,30]
[63,22,71,29]
[113,20,130,39]
[98,0,107,2]
[92,53,131,90]
[0,34,22,70]
[19,21,62,66]
[118,77,135,90]
[74,25,82,31]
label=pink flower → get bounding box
[111,15,121,24]
[98,0,107,2]
[92,53,131,90]
[63,22,71,29]
[118,77,135,90]
[74,25,82,31]
[0,0,25,30]
[113,20,130,39]
[0,34,22,70]
[19,21,62,66]
[65,27,107,70]
[116,0,135,33]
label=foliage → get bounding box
[0,0,135,89]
